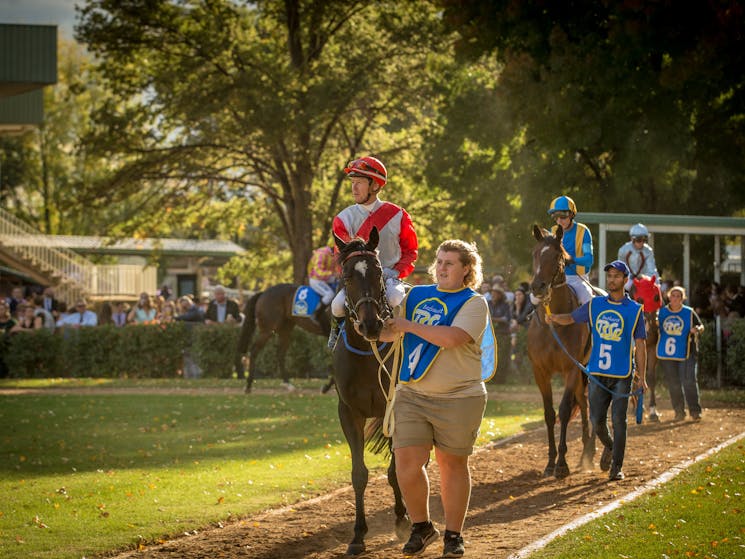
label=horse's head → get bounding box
[335,227,389,341]
[632,275,663,313]
[529,224,568,304]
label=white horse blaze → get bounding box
[354,261,368,277]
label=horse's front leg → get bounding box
[387,447,410,540]
[647,353,660,421]
[555,387,574,479]
[276,324,294,389]
[338,401,368,556]
[535,374,557,477]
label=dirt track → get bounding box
[99,395,745,559]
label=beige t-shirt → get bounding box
[399,294,489,398]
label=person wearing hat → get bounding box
[488,284,512,383]
[327,156,418,348]
[547,260,647,481]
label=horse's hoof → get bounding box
[395,515,412,541]
[282,381,296,392]
[555,464,570,479]
[542,466,555,478]
[648,412,660,422]
[244,386,252,394]
[345,543,366,556]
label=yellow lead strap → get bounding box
[543,303,552,317]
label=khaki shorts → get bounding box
[392,389,487,456]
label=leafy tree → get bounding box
[76,0,455,284]
[431,0,745,273]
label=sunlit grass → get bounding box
[0,379,543,559]
[528,441,745,558]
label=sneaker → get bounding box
[599,446,612,472]
[608,464,625,481]
[442,532,465,558]
[402,521,439,556]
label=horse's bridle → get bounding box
[340,249,393,328]
[532,245,567,307]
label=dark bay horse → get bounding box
[333,227,409,555]
[235,284,331,393]
[631,275,663,421]
[527,224,594,478]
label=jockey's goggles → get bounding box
[347,159,377,174]
[551,210,573,219]
[632,236,647,243]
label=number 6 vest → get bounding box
[588,296,643,378]
[656,305,693,361]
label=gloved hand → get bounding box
[383,267,399,280]
[565,257,575,266]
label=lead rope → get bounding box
[371,337,402,438]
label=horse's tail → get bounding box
[236,291,262,359]
[364,417,391,457]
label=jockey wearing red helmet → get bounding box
[328,156,419,344]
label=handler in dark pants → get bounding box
[656,286,705,421]
[547,260,647,481]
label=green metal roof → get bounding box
[576,212,745,236]
[0,24,57,94]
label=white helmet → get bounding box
[629,223,649,238]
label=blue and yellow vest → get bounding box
[398,285,496,383]
[656,305,694,361]
[551,221,592,276]
[587,296,643,378]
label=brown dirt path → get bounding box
[99,398,745,559]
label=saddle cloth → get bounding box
[292,286,321,317]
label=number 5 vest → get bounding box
[587,296,643,378]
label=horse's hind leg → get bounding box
[338,402,369,556]
[388,448,410,540]
[246,330,273,393]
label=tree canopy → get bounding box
[430,0,745,274]
[75,0,456,283]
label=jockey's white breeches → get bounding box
[309,278,335,305]
[331,278,406,318]
[567,274,594,306]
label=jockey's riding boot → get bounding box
[327,316,341,350]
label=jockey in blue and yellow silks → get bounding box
[399,285,496,383]
[548,195,594,305]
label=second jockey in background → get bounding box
[618,223,660,291]
[307,245,337,322]
[548,195,595,306]
[329,156,418,347]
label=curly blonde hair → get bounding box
[427,239,483,289]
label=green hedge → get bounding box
[1,323,332,379]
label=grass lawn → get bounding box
[0,378,543,559]
[528,439,745,559]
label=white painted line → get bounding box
[507,430,745,559]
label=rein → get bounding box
[543,304,644,423]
